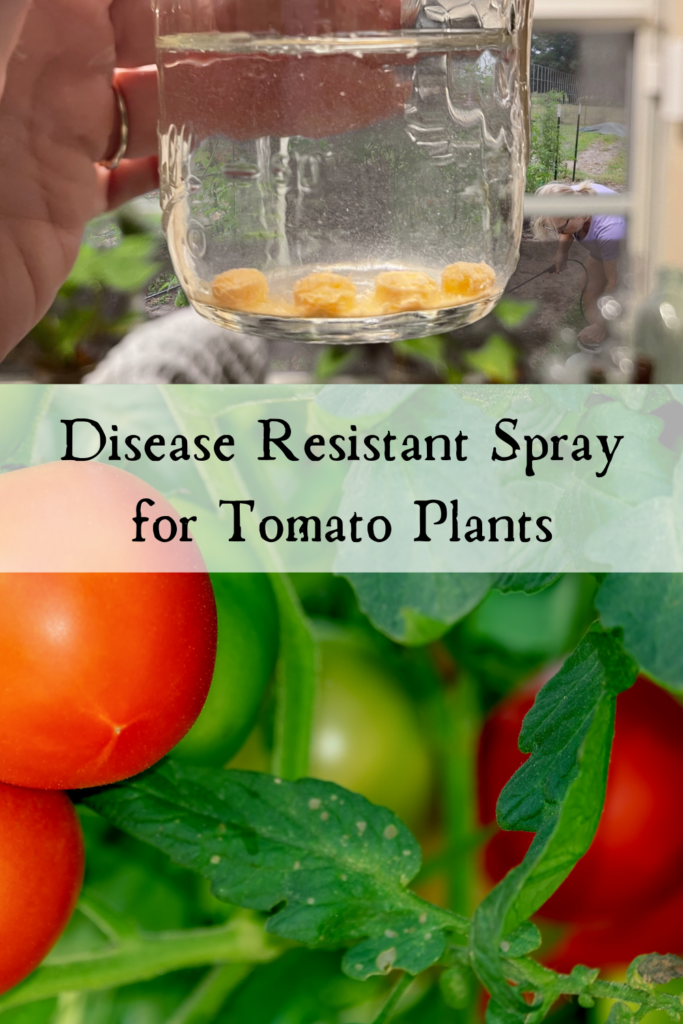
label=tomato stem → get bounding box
[0,909,283,1012]
[165,962,254,1024]
[269,573,319,780]
[372,972,414,1024]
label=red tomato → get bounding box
[546,881,683,972]
[0,572,217,789]
[0,462,209,572]
[0,782,84,994]
[478,675,683,924]
[0,461,217,788]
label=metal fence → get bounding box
[530,64,580,104]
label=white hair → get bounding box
[532,180,597,239]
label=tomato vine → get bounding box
[3,572,683,1024]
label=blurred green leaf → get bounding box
[448,576,597,699]
[596,574,683,690]
[217,949,386,1024]
[393,336,447,376]
[68,235,161,293]
[494,574,561,594]
[315,347,358,382]
[494,299,537,329]
[342,574,497,644]
[464,335,518,384]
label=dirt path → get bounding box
[576,139,623,179]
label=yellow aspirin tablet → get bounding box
[212,268,269,312]
[374,271,440,313]
[260,297,296,317]
[441,262,496,302]
[293,273,357,318]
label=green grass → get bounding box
[529,98,628,188]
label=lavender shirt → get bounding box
[572,183,626,263]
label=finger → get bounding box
[103,66,158,163]
[0,0,31,97]
[111,0,156,67]
[101,155,160,210]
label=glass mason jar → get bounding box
[154,0,532,344]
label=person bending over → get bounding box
[534,180,626,351]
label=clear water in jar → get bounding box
[158,31,525,343]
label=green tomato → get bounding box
[230,632,433,831]
[172,574,277,766]
[308,637,433,832]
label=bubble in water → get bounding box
[186,221,206,258]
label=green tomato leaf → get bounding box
[627,954,683,988]
[596,574,683,690]
[469,628,638,1021]
[606,1002,642,1024]
[83,763,462,980]
[494,299,538,329]
[487,999,530,1024]
[499,921,542,959]
[393,336,447,375]
[464,334,518,384]
[342,574,564,645]
[493,574,562,594]
[68,236,161,293]
[341,574,497,644]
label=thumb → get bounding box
[0,0,31,99]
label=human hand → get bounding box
[578,323,608,349]
[0,0,30,98]
[0,0,159,359]
[552,255,568,274]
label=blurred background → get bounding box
[1,0,682,386]
[4,572,683,1024]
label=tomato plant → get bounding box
[0,781,84,995]
[0,572,217,789]
[5,571,683,1024]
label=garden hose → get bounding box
[147,282,182,300]
[505,258,589,323]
